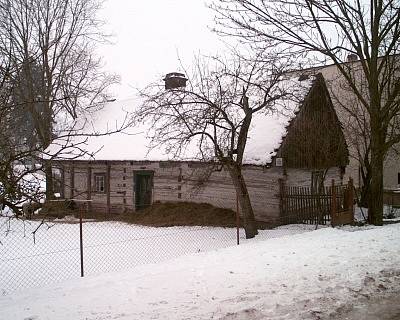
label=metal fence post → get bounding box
[79,205,84,277]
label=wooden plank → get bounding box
[304,188,307,223]
[60,165,65,199]
[277,180,357,227]
[87,166,92,213]
[303,189,306,224]
[278,179,284,223]
[295,186,299,223]
[289,186,292,223]
[106,164,111,217]
[331,179,337,226]
[348,178,354,224]
[70,164,75,198]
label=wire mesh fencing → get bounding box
[0,195,319,295]
[0,212,239,294]
[0,216,81,294]
[79,213,239,277]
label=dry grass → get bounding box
[124,202,241,227]
[32,200,274,229]
[33,200,77,220]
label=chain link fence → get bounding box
[0,197,317,295]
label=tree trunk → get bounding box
[359,175,371,208]
[227,163,258,239]
[45,161,54,201]
[368,123,384,225]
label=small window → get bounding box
[94,173,106,193]
[52,168,63,195]
[398,172,400,185]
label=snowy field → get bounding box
[0,217,316,294]
[1,223,399,319]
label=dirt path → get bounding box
[330,291,400,320]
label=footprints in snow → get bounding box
[220,308,265,320]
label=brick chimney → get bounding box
[163,72,187,90]
[347,54,358,62]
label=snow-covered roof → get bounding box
[47,76,314,165]
[245,76,315,164]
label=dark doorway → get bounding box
[134,171,153,211]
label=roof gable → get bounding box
[275,73,349,169]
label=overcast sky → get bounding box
[98,0,225,100]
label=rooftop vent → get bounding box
[163,72,187,90]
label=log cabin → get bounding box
[49,73,350,224]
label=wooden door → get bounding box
[134,171,153,211]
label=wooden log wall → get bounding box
[60,160,284,223]
[60,160,349,225]
[285,167,342,186]
[384,190,400,206]
[86,166,92,212]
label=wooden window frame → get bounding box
[94,173,107,194]
[52,167,63,195]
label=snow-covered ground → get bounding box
[1,223,399,320]
[355,205,400,223]
[0,217,316,294]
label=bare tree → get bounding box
[0,50,47,216]
[0,0,128,218]
[0,0,118,199]
[137,53,296,238]
[211,0,400,225]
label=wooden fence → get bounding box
[383,189,400,207]
[279,178,354,226]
